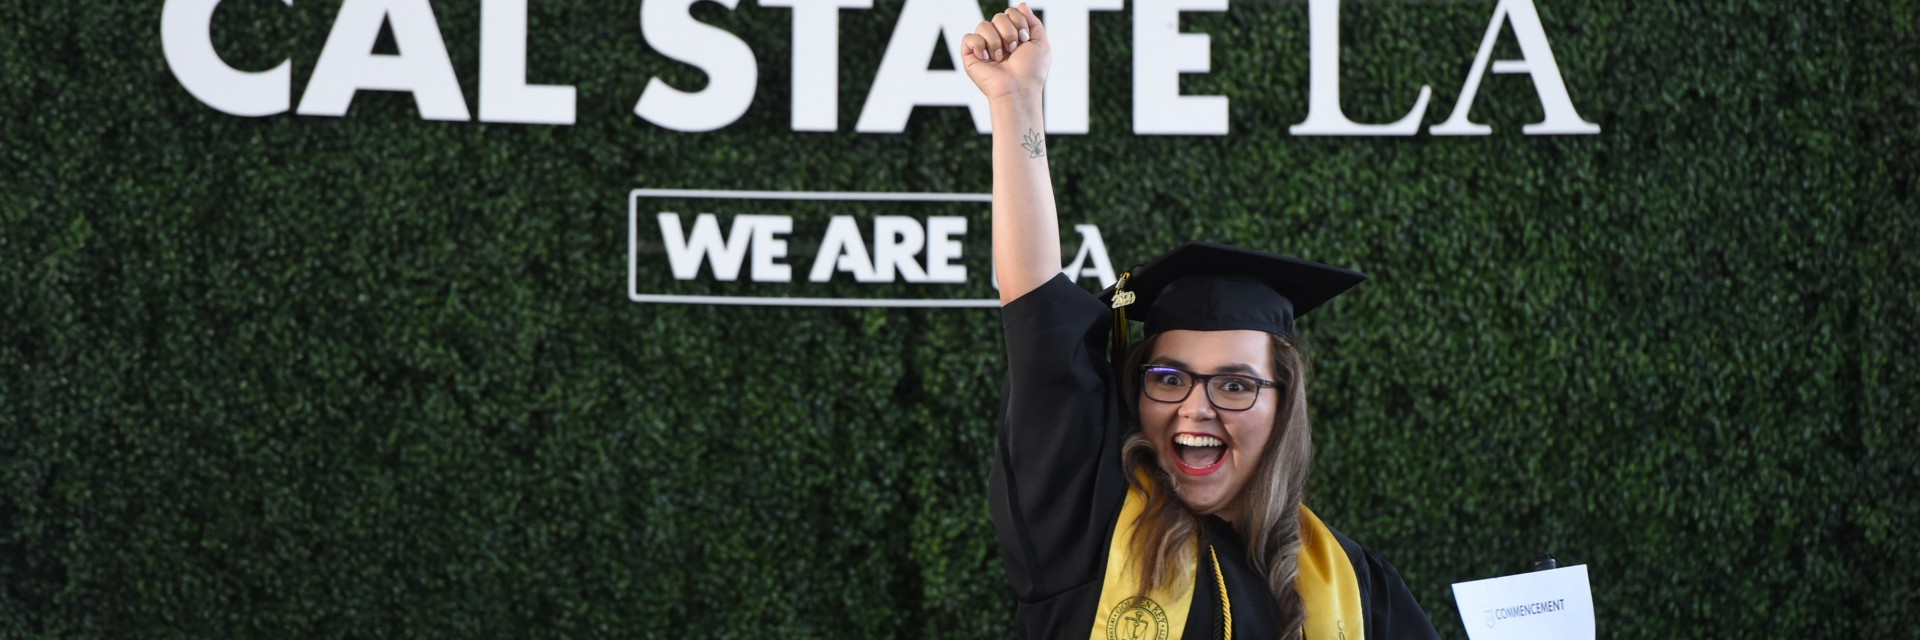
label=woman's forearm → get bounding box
[991,95,1061,306]
[955,3,1059,305]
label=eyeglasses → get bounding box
[1138,365,1276,411]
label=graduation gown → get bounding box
[992,274,1438,639]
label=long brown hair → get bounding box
[1119,332,1314,637]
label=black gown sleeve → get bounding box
[989,274,1132,606]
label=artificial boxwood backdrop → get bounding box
[2,0,1915,637]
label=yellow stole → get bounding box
[1089,484,1366,640]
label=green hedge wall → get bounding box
[3,0,1915,637]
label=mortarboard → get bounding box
[1098,241,1367,361]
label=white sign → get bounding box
[160,0,1598,135]
[628,189,1115,307]
[1451,565,1595,640]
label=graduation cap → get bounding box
[1098,241,1367,361]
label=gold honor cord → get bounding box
[1209,545,1231,640]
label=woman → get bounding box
[964,6,1438,638]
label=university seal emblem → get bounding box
[1105,596,1170,640]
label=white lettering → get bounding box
[1027,0,1124,134]
[161,0,293,117]
[854,0,991,133]
[872,216,929,282]
[1132,0,1227,135]
[746,215,793,282]
[1063,224,1116,287]
[810,216,882,282]
[165,0,1598,138]
[635,0,759,132]
[924,216,967,283]
[657,212,754,280]
[480,0,576,124]
[1289,0,1431,136]
[761,0,872,132]
[297,0,471,121]
[1431,0,1599,135]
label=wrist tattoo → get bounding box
[1021,129,1046,159]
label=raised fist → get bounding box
[960,3,1050,103]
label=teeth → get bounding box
[1174,434,1224,447]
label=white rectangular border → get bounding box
[629,189,1000,308]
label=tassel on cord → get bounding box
[1110,271,1135,366]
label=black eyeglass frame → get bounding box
[1137,364,1278,411]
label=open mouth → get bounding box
[1172,433,1227,475]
